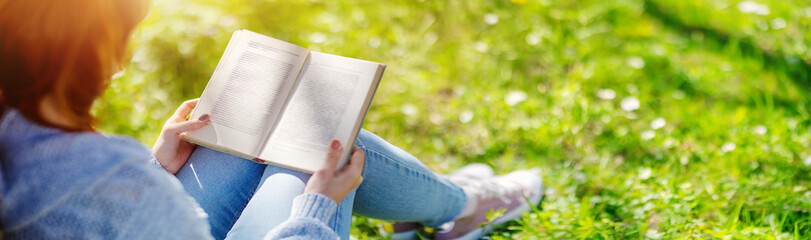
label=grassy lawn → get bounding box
[95,0,811,238]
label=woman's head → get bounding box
[0,0,149,131]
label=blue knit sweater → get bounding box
[0,109,339,239]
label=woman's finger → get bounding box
[338,147,365,180]
[171,99,200,121]
[166,114,209,134]
[320,140,342,172]
[347,147,365,175]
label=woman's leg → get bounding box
[225,164,356,240]
[353,129,466,227]
[174,147,266,239]
[177,129,465,238]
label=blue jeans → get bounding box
[175,129,466,239]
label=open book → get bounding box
[182,30,385,173]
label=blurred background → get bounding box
[96,0,811,238]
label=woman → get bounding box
[0,0,542,239]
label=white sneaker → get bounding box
[380,163,495,240]
[435,168,543,240]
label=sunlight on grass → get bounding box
[95,0,811,238]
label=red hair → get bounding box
[0,0,149,131]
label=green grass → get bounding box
[95,0,811,238]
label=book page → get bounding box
[184,30,310,156]
[257,52,383,172]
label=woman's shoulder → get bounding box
[0,108,151,163]
[0,107,160,201]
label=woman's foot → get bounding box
[434,168,543,240]
[381,163,495,239]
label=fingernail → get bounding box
[330,140,340,149]
[198,114,209,121]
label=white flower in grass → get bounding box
[597,89,615,100]
[484,13,499,25]
[639,168,652,180]
[474,41,489,52]
[804,156,811,167]
[771,18,786,30]
[526,33,541,46]
[754,125,767,135]
[650,118,666,130]
[459,110,474,123]
[738,1,770,15]
[721,143,736,153]
[663,138,676,148]
[574,172,586,182]
[621,97,640,111]
[680,156,689,165]
[505,91,527,106]
[627,56,645,69]
[309,32,327,43]
[641,130,656,141]
[645,229,663,239]
[400,104,417,116]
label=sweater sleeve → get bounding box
[117,162,215,240]
[148,155,166,171]
[264,193,340,240]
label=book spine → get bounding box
[180,134,256,160]
[253,158,316,173]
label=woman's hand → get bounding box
[304,140,366,203]
[152,99,210,174]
